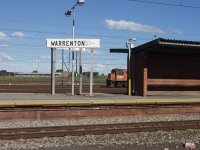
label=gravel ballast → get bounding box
[0,129,200,150]
[0,114,200,150]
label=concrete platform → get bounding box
[0,93,139,101]
[0,93,200,107]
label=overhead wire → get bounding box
[1,13,199,73]
[2,17,200,37]
[129,0,200,9]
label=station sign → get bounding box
[46,39,100,49]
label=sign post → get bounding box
[46,38,100,96]
[79,48,83,95]
[90,49,94,96]
[51,48,56,95]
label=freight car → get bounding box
[106,68,127,87]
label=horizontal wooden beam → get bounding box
[148,79,200,86]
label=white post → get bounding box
[62,49,64,85]
[51,48,56,95]
[90,49,94,96]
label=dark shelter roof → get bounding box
[133,38,200,54]
[110,48,128,53]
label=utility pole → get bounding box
[126,38,135,96]
[65,0,85,95]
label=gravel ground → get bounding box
[0,130,200,150]
[0,114,200,128]
[0,114,200,150]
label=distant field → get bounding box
[0,76,107,85]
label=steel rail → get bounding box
[0,120,200,140]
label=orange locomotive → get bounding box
[106,68,127,87]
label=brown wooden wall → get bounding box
[132,52,148,96]
[131,51,200,96]
[147,53,200,93]
[147,53,200,79]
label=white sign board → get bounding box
[46,39,100,49]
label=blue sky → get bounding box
[0,0,200,74]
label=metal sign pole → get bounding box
[51,48,56,95]
[72,49,75,95]
[90,49,94,96]
[128,43,131,96]
[79,48,83,95]
[71,10,75,96]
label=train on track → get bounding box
[106,68,127,87]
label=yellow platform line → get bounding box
[0,99,200,107]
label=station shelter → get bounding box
[130,38,200,96]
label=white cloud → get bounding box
[12,32,25,38]
[105,19,164,33]
[82,63,107,74]
[84,49,104,55]
[0,44,9,47]
[0,31,26,41]
[0,32,9,40]
[94,63,106,73]
[2,63,41,73]
[40,55,51,60]
[0,53,13,61]
[167,28,183,34]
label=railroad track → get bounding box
[0,120,200,140]
[0,84,126,94]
